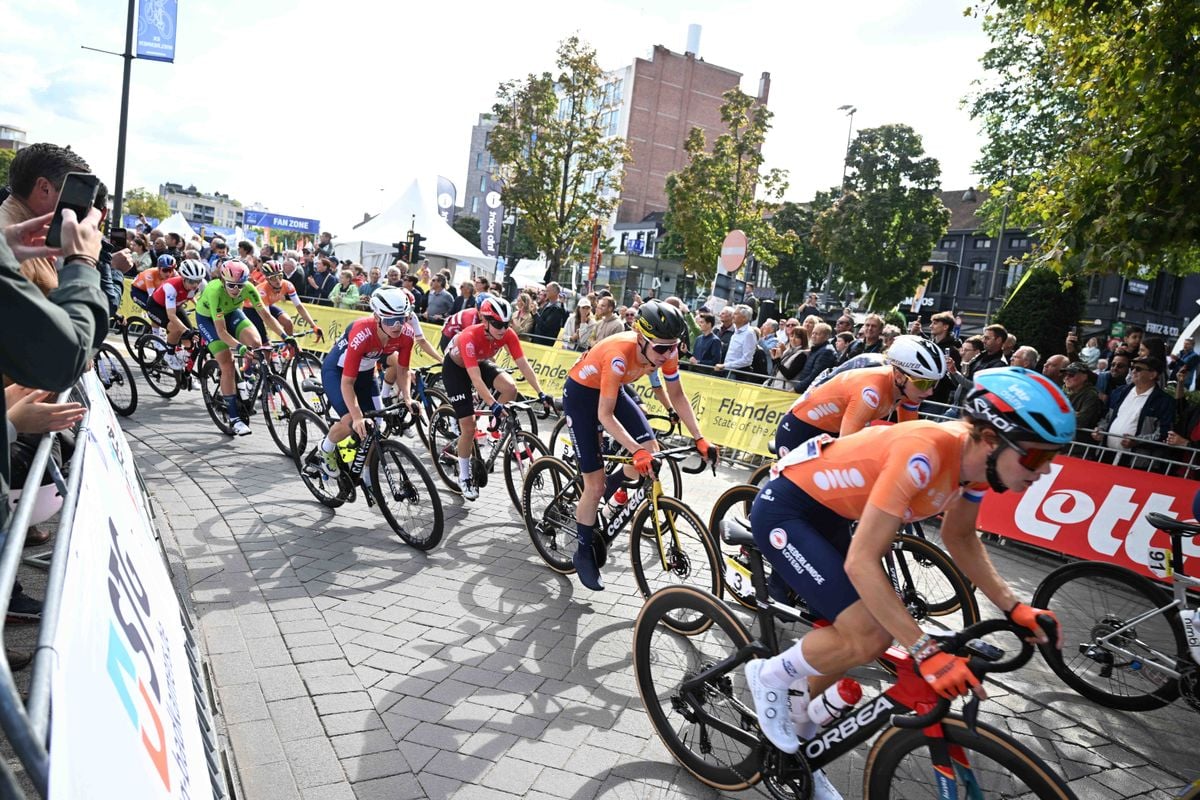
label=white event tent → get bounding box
[333,179,495,276]
[156,212,198,240]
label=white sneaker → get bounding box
[163,352,184,370]
[744,659,798,754]
[231,420,252,436]
[811,769,843,800]
[460,476,479,501]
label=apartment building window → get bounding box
[479,176,487,191]
[471,197,479,214]
[940,238,956,249]
[476,152,483,169]
[1009,236,1030,248]
[973,237,992,249]
[968,261,990,295]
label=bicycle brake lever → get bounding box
[962,695,980,735]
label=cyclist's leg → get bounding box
[441,356,479,479]
[489,361,516,404]
[608,387,657,495]
[562,378,607,589]
[230,311,263,349]
[130,286,151,310]
[244,305,268,343]
[270,305,294,336]
[198,313,241,422]
[774,412,825,458]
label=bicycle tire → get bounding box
[370,439,445,550]
[502,431,549,512]
[748,462,772,488]
[289,350,329,416]
[521,456,580,574]
[546,415,575,464]
[633,584,760,792]
[426,405,466,493]
[629,497,722,634]
[122,315,152,355]
[1032,561,1184,711]
[135,334,183,398]
[891,534,980,631]
[201,359,235,435]
[95,343,139,417]
[261,375,301,458]
[707,483,763,611]
[288,409,348,509]
[864,715,1076,799]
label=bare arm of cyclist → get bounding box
[512,355,546,398]
[939,494,1020,615]
[664,378,701,441]
[254,299,288,340]
[416,335,440,362]
[395,365,413,405]
[845,503,928,650]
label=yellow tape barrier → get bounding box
[119,295,793,456]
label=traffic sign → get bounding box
[720,230,748,274]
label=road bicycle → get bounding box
[199,345,301,456]
[632,517,1076,799]
[545,410,685,500]
[427,397,550,510]
[135,328,210,399]
[110,311,152,356]
[93,342,138,417]
[1032,510,1200,713]
[521,446,721,634]
[288,405,444,550]
[707,483,980,634]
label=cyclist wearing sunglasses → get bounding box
[129,253,178,311]
[195,260,289,435]
[744,367,1072,761]
[562,300,717,591]
[442,296,554,500]
[146,258,208,370]
[774,335,947,457]
[242,260,323,344]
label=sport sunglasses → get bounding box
[649,341,679,355]
[379,314,408,327]
[1002,435,1061,470]
[487,318,509,330]
[906,376,938,391]
[223,281,244,290]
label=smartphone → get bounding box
[45,172,101,248]
[110,227,128,250]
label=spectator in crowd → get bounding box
[960,335,983,368]
[402,274,426,315]
[306,256,337,301]
[0,142,93,296]
[531,281,569,344]
[689,312,722,369]
[1174,338,1199,392]
[772,325,809,389]
[1096,356,1173,451]
[833,331,855,358]
[1062,362,1105,439]
[927,311,963,406]
[1010,345,1040,370]
[1080,336,1103,369]
[1140,337,1169,386]
[586,295,625,348]
[742,283,760,318]
[907,319,924,336]
[384,266,404,288]
[1122,324,1144,355]
[359,267,382,298]
[716,307,736,355]
[512,292,537,338]
[281,257,304,287]
[416,260,432,292]
[716,304,757,378]
[207,238,228,267]
[834,315,853,336]
[1097,350,1132,404]
[473,275,489,298]
[328,270,361,309]
[621,306,637,329]
[665,296,698,347]
[793,323,837,392]
[1002,333,1018,362]
[423,273,454,322]
[1042,353,1070,386]
[967,324,1008,378]
[797,292,821,320]
[452,279,475,314]
[562,298,595,352]
[135,213,153,234]
[842,313,884,363]
[130,233,153,272]
[316,231,335,259]
[880,323,901,350]
[1166,361,1200,452]
[760,319,781,351]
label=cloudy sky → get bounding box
[2,0,991,233]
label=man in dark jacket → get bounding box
[1095,356,1174,450]
[1062,362,1105,440]
[532,281,569,344]
[689,312,722,369]
[927,311,962,406]
[793,322,837,392]
[966,324,1008,378]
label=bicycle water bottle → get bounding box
[807,678,863,728]
[1181,609,1200,661]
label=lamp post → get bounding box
[824,104,857,294]
[983,186,1013,323]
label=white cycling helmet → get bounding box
[179,259,207,281]
[885,335,948,381]
[369,286,413,319]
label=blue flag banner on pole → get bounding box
[437,176,457,225]
[243,210,321,234]
[479,176,503,259]
[136,0,178,63]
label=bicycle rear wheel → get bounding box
[95,343,139,417]
[288,409,348,509]
[521,456,580,574]
[865,716,1076,799]
[633,585,761,792]
[629,497,722,634]
[261,375,301,458]
[503,431,549,511]
[290,351,329,416]
[1032,561,1184,711]
[370,439,444,550]
[426,405,465,493]
[201,360,235,435]
[135,335,183,398]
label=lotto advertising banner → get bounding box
[50,373,215,800]
[978,455,1199,581]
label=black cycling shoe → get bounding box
[573,542,605,591]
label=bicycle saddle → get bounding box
[301,378,325,394]
[720,518,755,548]
[1145,512,1200,537]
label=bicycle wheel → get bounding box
[290,351,329,416]
[122,315,151,355]
[748,462,772,488]
[1032,561,1184,711]
[426,405,465,493]
[633,584,761,792]
[629,497,723,634]
[502,431,549,511]
[707,483,763,611]
[655,453,684,500]
[201,360,235,435]
[890,534,980,632]
[521,456,580,574]
[546,415,577,465]
[370,439,444,550]
[288,409,348,509]
[261,375,301,458]
[865,716,1075,799]
[135,335,183,398]
[95,343,138,417]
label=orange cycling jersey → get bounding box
[246,279,299,308]
[780,420,988,522]
[567,331,679,398]
[788,365,918,436]
[132,267,172,293]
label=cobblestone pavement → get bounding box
[102,377,1194,800]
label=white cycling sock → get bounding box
[321,437,337,453]
[458,457,471,482]
[761,635,821,689]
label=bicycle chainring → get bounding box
[761,748,813,800]
[1179,664,1200,712]
[472,455,488,488]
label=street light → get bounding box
[983,183,1014,323]
[838,104,857,190]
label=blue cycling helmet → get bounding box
[962,366,1075,446]
[156,254,177,271]
[474,291,492,309]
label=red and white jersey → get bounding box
[150,275,205,309]
[329,317,422,375]
[448,322,523,369]
[441,307,477,341]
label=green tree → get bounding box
[488,36,628,282]
[967,0,1200,277]
[994,267,1084,367]
[124,187,169,220]
[452,214,482,249]
[663,89,790,279]
[0,149,14,191]
[768,193,836,306]
[811,124,949,310]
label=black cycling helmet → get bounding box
[633,300,686,341]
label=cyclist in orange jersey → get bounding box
[743,367,1071,763]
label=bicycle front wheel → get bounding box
[503,431,549,512]
[95,343,139,417]
[707,483,763,611]
[288,409,347,509]
[426,405,465,493]
[261,375,301,458]
[370,439,444,550]
[629,497,723,634]
[1032,561,1184,711]
[890,534,980,632]
[289,350,329,417]
[201,360,235,435]
[135,335,183,398]
[633,585,760,792]
[122,315,151,355]
[521,456,581,574]
[865,716,1076,799]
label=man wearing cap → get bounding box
[1094,356,1173,451]
[1062,362,1104,440]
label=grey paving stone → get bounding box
[320,710,386,737]
[314,691,375,715]
[270,697,324,742]
[352,773,425,800]
[256,664,308,702]
[284,736,347,788]
[227,719,287,767]
[239,760,302,800]
[305,674,365,696]
[330,728,397,760]
[422,750,491,783]
[300,782,356,800]
[218,683,270,724]
[341,750,410,782]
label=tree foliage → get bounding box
[994,267,1084,367]
[811,124,950,310]
[662,89,790,279]
[488,36,628,281]
[967,0,1200,277]
[0,149,14,191]
[767,194,835,305]
[452,214,482,249]
[123,187,169,220]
